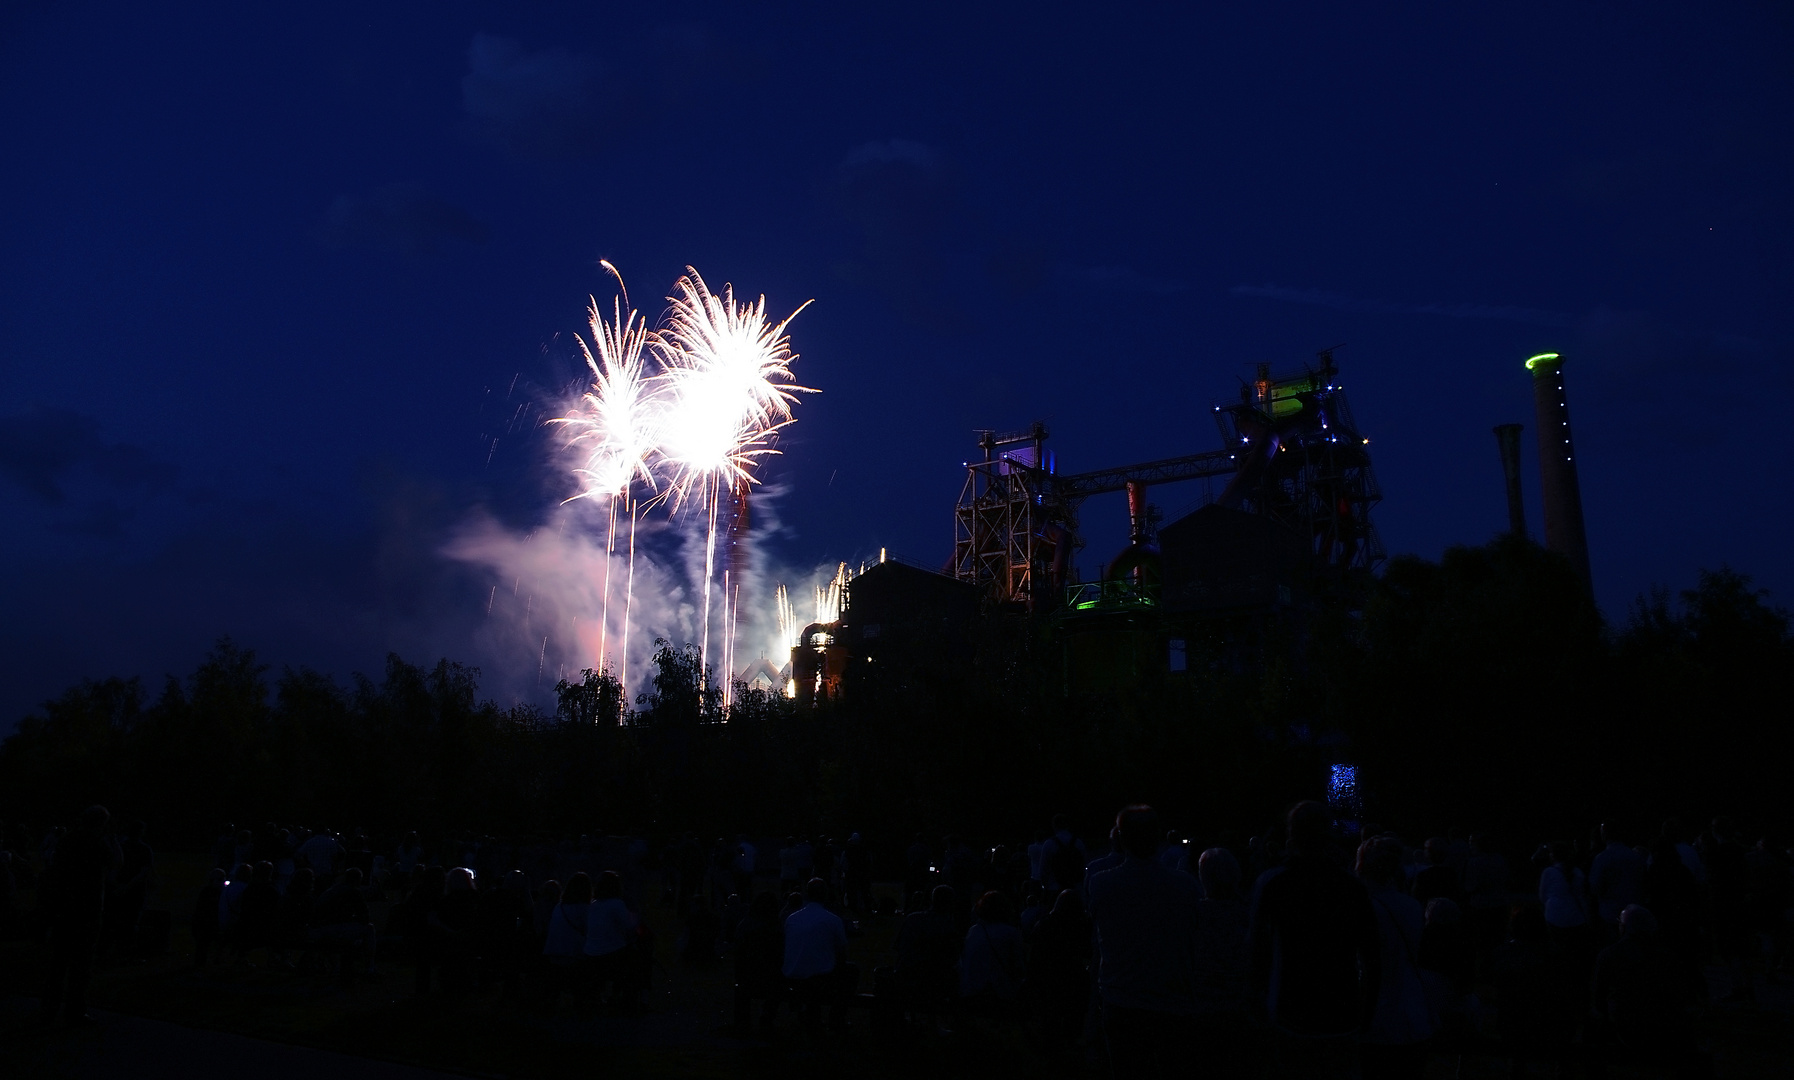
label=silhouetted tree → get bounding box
[2,549,1785,846]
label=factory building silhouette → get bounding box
[774,349,1593,703]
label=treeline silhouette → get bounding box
[1,537,1787,844]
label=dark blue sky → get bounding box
[3,1,1790,726]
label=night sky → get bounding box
[3,2,1790,728]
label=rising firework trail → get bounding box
[655,267,814,673]
[815,561,849,624]
[550,263,662,683]
[775,583,798,649]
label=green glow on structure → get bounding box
[1525,352,1561,372]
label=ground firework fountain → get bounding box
[550,265,813,700]
[550,264,662,685]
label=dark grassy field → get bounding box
[2,853,1789,1078]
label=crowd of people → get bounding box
[5,802,1790,1078]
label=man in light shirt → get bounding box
[584,871,640,1005]
[1088,805,1202,1078]
[297,830,344,877]
[783,878,849,1029]
[731,835,757,898]
[1591,822,1646,928]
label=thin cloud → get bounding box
[1062,264,1189,296]
[0,407,178,506]
[460,26,770,163]
[320,184,490,259]
[830,139,968,333]
[1230,284,1573,327]
[462,34,605,158]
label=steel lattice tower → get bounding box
[952,351,1384,610]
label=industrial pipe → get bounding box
[1492,423,1526,537]
[1525,353,1592,591]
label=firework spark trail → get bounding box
[549,268,662,679]
[775,583,796,649]
[813,562,849,624]
[655,268,813,669]
[729,579,741,704]
[600,501,616,668]
[543,264,812,702]
[722,570,734,709]
[622,496,638,689]
[704,477,719,674]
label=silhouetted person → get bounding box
[733,891,785,1031]
[959,890,1025,1016]
[314,866,376,985]
[0,847,17,933]
[298,829,344,876]
[1589,905,1711,1079]
[1157,830,1186,872]
[1704,818,1752,1002]
[894,883,960,1016]
[1539,840,1595,1007]
[531,878,561,955]
[844,833,872,913]
[1661,819,1705,883]
[436,867,481,997]
[1357,837,1435,1080]
[105,819,154,958]
[904,834,933,908]
[1041,815,1088,896]
[1190,847,1253,1077]
[1249,801,1381,1078]
[585,870,639,1005]
[783,877,849,1030]
[39,805,121,1026]
[1745,835,1790,987]
[1018,884,1048,936]
[673,833,705,913]
[1083,822,1127,892]
[1462,833,1511,948]
[792,836,816,886]
[986,843,1020,902]
[1418,898,1475,1026]
[1087,805,1201,1079]
[680,893,719,967]
[404,866,447,997]
[236,861,282,964]
[779,836,803,894]
[1027,888,1092,1061]
[731,835,757,899]
[942,835,975,902]
[540,872,589,1006]
[1643,836,1700,975]
[218,860,254,962]
[1410,838,1461,908]
[278,868,315,965]
[718,889,747,946]
[1488,907,1577,1069]
[1591,823,1645,927]
[210,823,236,871]
[191,868,225,968]
[476,868,535,986]
[394,832,423,891]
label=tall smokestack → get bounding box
[1492,423,1526,537]
[1125,479,1148,542]
[1525,353,1592,591]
